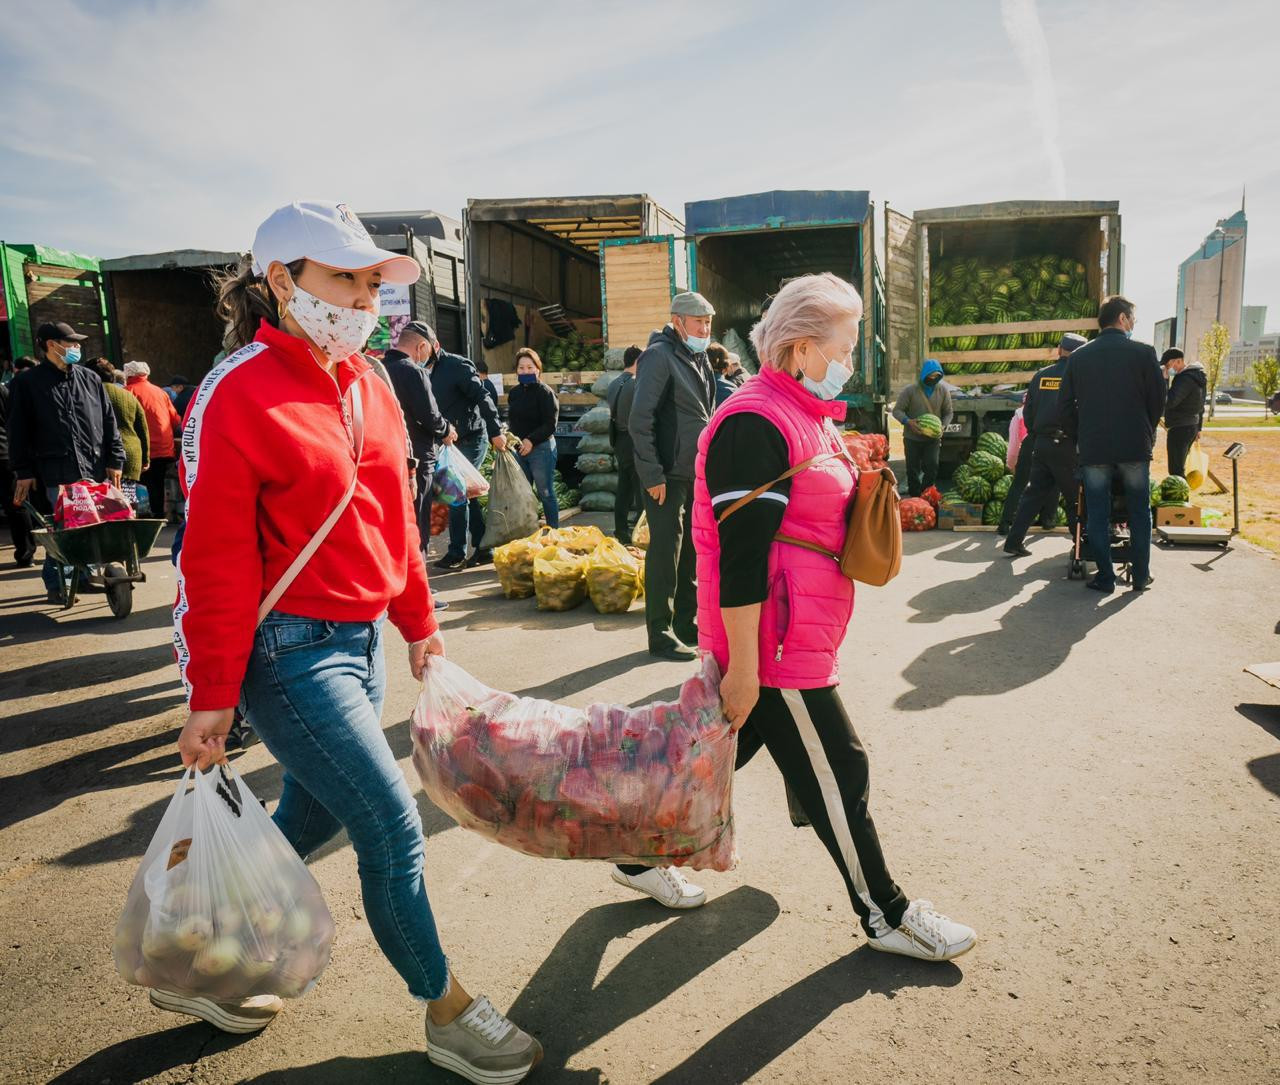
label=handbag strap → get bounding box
[716,451,838,523]
[256,380,365,626]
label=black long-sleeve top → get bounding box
[506,380,558,445]
[706,413,792,607]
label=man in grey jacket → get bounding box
[629,292,716,660]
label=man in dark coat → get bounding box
[8,321,125,601]
[1003,333,1086,558]
[415,321,506,569]
[1161,348,1207,479]
[629,292,716,660]
[1058,296,1166,595]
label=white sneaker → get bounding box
[868,899,976,962]
[611,866,707,909]
[426,995,542,1085]
[149,989,283,1033]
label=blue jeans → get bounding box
[446,434,487,559]
[41,485,76,595]
[239,612,449,1001]
[518,438,559,529]
[1081,461,1152,588]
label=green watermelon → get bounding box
[954,336,978,351]
[942,491,963,505]
[982,499,1004,526]
[941,362,963,374]
[952,463,972,489]
[977,335,1001,351]
[1149,477,1162,508]
[959,474,992,504]
[1160,475,1191,503]
[967,450,1006,483]
[976,431,1009,461]
[1053,272,1072,290]
[915,413,944,439]
[1001,333,1022,349]
[1055,505,1069,527]
[993,474,1013,500]
[959,304,981,323]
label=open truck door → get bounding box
[885,205,920,393]
[600,235,682,352]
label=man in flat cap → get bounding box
[1002,331,1087,559]
[629,292,716,661]
[8,321,124,602]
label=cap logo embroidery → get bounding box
[336,203,371,242]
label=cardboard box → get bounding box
[938,501,984,529]
[1155,505,1201,528]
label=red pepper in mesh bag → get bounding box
[410,656,737,871]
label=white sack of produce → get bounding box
[603,348,627,372]
[578,405,612,435]
[580,491,616,511]
[575,433,613,455]
[580,472,619,494]
[479,449,543,549]
[114,764,335,1002]
[590,372,620,398]
[576,453,616,475]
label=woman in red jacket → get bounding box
[168,202,541,1083]
[124,360,181,520]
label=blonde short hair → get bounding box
[750,273,863,371]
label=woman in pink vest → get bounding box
[691,273,975,960]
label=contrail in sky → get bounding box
[1001,0,1067,197]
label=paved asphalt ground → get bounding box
[1,518,1278,1084]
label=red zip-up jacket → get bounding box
[174,321,436,710]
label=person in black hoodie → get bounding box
[1161,348,1206,479]
[1058,296,1166,594]
[507,348,560,528]
[412,321,506,569]
[382,325,454,542]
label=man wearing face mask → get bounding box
[629,292,717,661]
[383,324,455,550]
[8,321,125,603]
[1057,295,1166,594]
[892,359,953,496]
[417,322,505,571]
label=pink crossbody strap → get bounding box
[256,380,365,626]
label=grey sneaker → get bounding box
[149,988,282,1033]
[426,995,543,1084]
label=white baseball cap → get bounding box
[251,201,421,285]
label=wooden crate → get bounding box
[929,316,1099,386]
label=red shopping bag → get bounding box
[54,481,136,529]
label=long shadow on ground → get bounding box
[896,574,1138,709]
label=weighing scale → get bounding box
[1156,442,1245,548]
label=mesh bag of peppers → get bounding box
[411,655,737,870]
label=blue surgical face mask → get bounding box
[64,345,82,364]
[517,372,537,384]
[676,318,710,354]
[803,345,853,401]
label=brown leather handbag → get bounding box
[718,452,902,587]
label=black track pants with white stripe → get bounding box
[620,685,909,938]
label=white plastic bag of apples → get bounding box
[113,762,335,1001]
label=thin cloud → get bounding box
[1001,0,1067,198]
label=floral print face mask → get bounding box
[286,282,380,364]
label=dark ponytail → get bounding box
[214,255,306,352]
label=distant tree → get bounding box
[1198,322,1231,420]
[1248,355,1279,416]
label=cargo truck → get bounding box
[2,242,110,362]
[683,189,890,434]
[886,199,1121,468]
[101,249,239,382]
[464,194,685,461]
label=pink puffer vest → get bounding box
[693,365,858,688]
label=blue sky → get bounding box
[2,0,1277,339]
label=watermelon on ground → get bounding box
[959,474,992,504]
[982,499,1004,526]
[967,450,1006,483]
[975,431,1009,461]
[1149,477,1162,508]
[993,474,1013,500]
